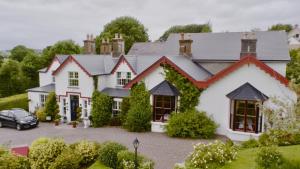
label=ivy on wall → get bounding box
[93,76,98,90]
[163,64,202,112]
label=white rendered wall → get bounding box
[28,92,48,113]
[265,62,287,77]
[197,63,296,141]
[39,59,60,86]
[143,67,165,90]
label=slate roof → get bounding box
[128,31,290,61]
[27,84,55,93]
[150,80,180,96]
[100,87,129,98]
[226,82,268,101]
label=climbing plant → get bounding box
[163,64,202,112]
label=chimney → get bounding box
[83,34,96,54]
[240,32,257,58]
[100,38,111,55]
[179,33,193,57]
[111,33,125,57]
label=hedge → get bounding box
[0,93,28,111]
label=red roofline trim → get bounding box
[52,55,92,77]
[111,55,137,75]
[45,56,60,73]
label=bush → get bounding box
[117,150,154,169]
[91,91,113,127]
[241,138,259,149]
[166,109,217,138]
[120,97,130,125]
[185,140,237,169]
[125,82,152,132]
[73,140,100,166]
[259,129,299,146]
[0,153,31,169]
[0,93,28,111]
[256,146,283,169]
[36,108,46,122]
[29,138,67,169]
[49,148,81,169]
[98,141,127,169]
[44,92,59,121]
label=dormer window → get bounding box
[69,72,79,87]
[117,72,131,86]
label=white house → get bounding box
[28,32,296,141]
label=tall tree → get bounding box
[158,23,212,41]
[0,52,4,67]
[0,59,26,97]
[95,16,149,54]
[287,49,300,84]
[21,52,43,88]
[9,45,34,62]
[268,24,293,32]
[41,40,81,66]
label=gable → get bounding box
[111,55,137,75]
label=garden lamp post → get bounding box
[133,138,140,169]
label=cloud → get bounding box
[0,0,299,50]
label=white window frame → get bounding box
[112,100,122,116]
[116,72,131,86]
[83,100,88,118]
[68,72,79,87]
[40,94,47,107]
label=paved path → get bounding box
[0,123,226,169]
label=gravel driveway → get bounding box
[0,123,226,169]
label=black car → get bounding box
[0,109,39,130]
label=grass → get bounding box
[0,93,28,111]
[88,161,111,169]
[220,145,300,169]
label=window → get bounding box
[40,94,47,107]
[68,72,79,87]
[116,72,131,86]
[230,100,262,133]
[112,100,121,116]
[52,76,55,83]
[83,100,88,118]
[62,98,67,115]
[153,96,176,122]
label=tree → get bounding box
[0,52,4,67]
[125,82,152,132]
[90,91,113,127]
[41,40,81,66]
[268,24,293,32]
[95,16,149,54]
[21,52,43,88]
[286,49,300,84]
[0,59,26,97]
[120,97,130,125]
[44,92,59,121]
[158,23,212,41]
[9,45,34,62]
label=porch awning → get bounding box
[100,87,129,98]
[150,80,180,96]
[226,82,268,101]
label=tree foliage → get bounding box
[44,92,59,120]
[0,52,4,67]
[91,91,113,127]
[95,16,149,54]
[158,23,212,41]
[21,52,43,88]
[9,45,34,62]
[125,82,152,132]
[287,49,300,84]
[120,97,130,125]
[268,24,293,32]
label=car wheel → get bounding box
[16,124,22,131]
[0,122,2,128]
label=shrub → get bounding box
[98,141,127,169]
[44,92,59,121]
[125,82,152,132]
[49,148,81,169]
[120,97,130,125]
[0,93,28,111]
[241,138,259,149]
[259,129,299,146]
[91,91,113,127]
[36,108,46,122]
[185,140,237,169]
[256,146,283,169]
[117,150,154,169]
[29,138,67,169]
[73,140,100,166]
[166,109,217,138]
[0,153,31,169]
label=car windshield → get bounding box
[13,110,30,118]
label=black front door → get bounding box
[70,95,79,121]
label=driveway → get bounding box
[0,123,226,169]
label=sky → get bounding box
[0,0,299,50]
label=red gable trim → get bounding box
[124,56,200,89]
[45,56,60,73]
[11,146,29,157]
[111,55,137,75]
[202,55,289,88]
[52,55,92,77]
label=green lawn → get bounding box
[88,161,111,169]
[220,145,300,169]
[0,93,28,111]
